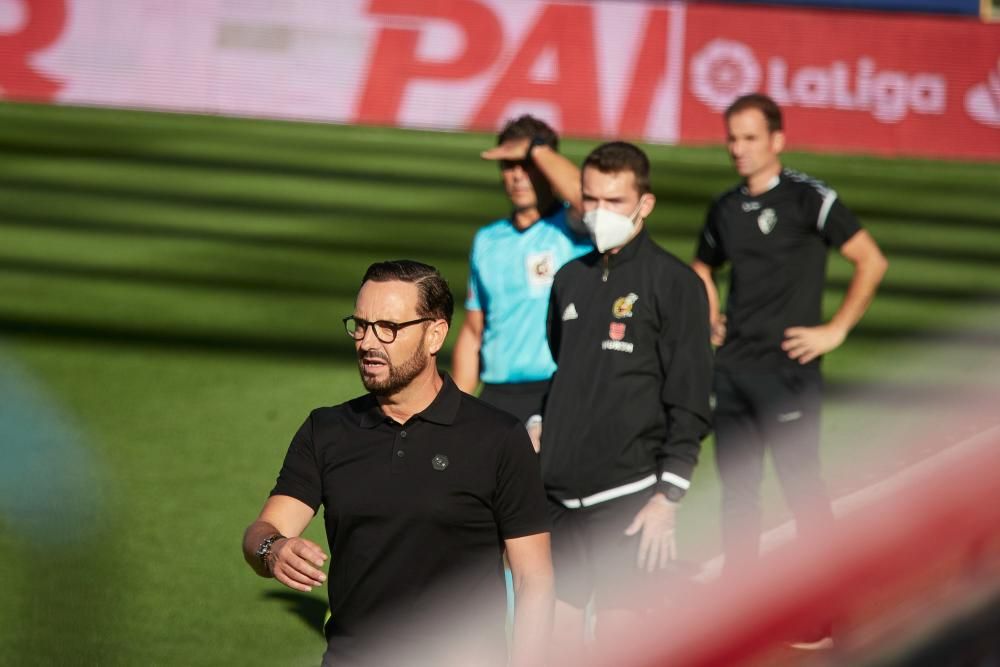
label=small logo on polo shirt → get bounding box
[742,201,761,212]
[758,208,777,235]
[431,454,449,471]
[562,303,579,321]
[609,322,626,341]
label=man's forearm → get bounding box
[530,144,583,219]
[829,230,888,335]
[243,520,284,578]
[657,408,710,492]
[691,261,721,325]
[830,255,888,335]
[510,572,555,667]
[451,328,481,394]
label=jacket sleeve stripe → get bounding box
[817,189,838,232]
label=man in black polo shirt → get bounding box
[242,260,553,667]
[691,93,888,574]
[541,142,713,660]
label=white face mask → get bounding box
[582,199,643,253]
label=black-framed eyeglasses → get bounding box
[342,316,435,344]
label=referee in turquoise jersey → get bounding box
[453,115,591,451]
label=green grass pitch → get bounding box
[1,101,998,664]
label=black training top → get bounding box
[270,373,549,666]
[696,169,861,372]
[541,228,713,502]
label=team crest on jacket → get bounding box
[609,322,626,341]
[757,208,777,235]
[612,293,638,318]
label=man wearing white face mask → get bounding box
[540,142,713,661]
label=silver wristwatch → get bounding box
[254,533,285,572]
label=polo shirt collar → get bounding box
[417,373,462,425]
[740,173,781,197]
[357,373,461,428]
[358,394,385,428]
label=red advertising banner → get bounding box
[350,0,687,143]
[0,0,66,100]
[681,4,1000,159]
[1,0,998,160]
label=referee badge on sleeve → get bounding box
[526,251,556,288]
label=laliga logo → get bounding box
[964,60,1000,129]
[690,39,946,124]
[690,40,762,109]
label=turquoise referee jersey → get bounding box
[466,206,592,384]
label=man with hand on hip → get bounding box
[691,93,888,575]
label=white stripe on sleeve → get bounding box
[660,471,691,490]
[817,189,838,232]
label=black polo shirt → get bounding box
[696,168,861,371]
[270,373,549,665]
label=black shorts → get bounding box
[713,366,832,563]
[479,380,549,424]
[548,490,667,611]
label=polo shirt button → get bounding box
[396,450,405,458]
[400,431,407,438]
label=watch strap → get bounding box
[255,533,286,573]
[657,480,687,503]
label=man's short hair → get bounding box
[362,260,454,327]
[497,115,559,151]
[725,93,783,133]
[581,141,651,196]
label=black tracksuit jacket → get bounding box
[541,228,713,502]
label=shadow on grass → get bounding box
[0,140,502,194]
[263,590,328,638]
[0,314,352,360]
[0,208,473,264]
[826,379,1000,406]
[5,252,1000,307]
[0,105,484,164]
[0,177,480,230]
